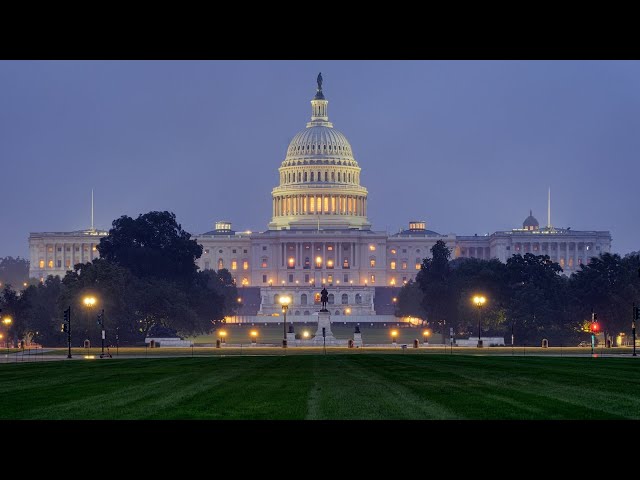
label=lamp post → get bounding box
[391,329,398,345]
[250,330,258,344]
[473,295,486,348]
[97,309,106,358]
[237,297,242,323]
[219,330,227,345]
[423,330,430,345]
[82,295,97,351]
[279,295,291,348]
[2,316,12,352]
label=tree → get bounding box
[0,256,30,289]
[505,253,568,343]
[416,240,455,335]
[395,280,427,319]
[97,211,203,284]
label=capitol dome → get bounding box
[269,74,370,231]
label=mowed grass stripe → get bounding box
[1,355,639,419]
[379,355,639,419]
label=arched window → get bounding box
[324,171,328,181]
[335,310,340,316]
[328,294,334,305]
[369,257,376,268]
[300,293,307,305]
[274,294,280,304]
[218,258,224,270]
[341,293,348,304]
[338,172,341,182]
[355,294,362,304]
[297,172,301,182]
[304,311,310,316]
[348,173,351,182]
[331,171,335,181]
[295,310,300,316]
[318,171,321,182]
[310,172,314,181]
[304,257,310,269]
[304,172,307,181]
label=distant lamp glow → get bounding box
[423,330,430,337]
[83,296,97,308]
[473,295,486,307]
[345,308,351,315]
[23,282,27,287]
[390,279,396,286]
[2,317,12,326]
[219,330,227,344]
[279,295,292,348]
[392,297,397,303]
[315,256,322,267]
[288,257,295,267]
[391,329,398,343]
[237,297,242,303]
[303,331,310,339]
[250,330,258,343]
[279,295,292,308]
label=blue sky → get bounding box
[1,60,638,257]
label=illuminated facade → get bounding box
[28,76,612,321]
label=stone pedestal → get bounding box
[312,311,336,344]
[353,332,363,347]
[286,332,296,344]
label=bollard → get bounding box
[413,339,419,348]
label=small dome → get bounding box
[523,210,539,230]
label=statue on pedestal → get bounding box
[320,286,329,312]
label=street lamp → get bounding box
[303,330,310,339]
[391,329,398,344]
[423,330,430,345]
[219,330,227,344]
[473,295,486,348]
[82,295,97,352]
[2,316,12,350]
[250,330,258,344]
[279,295,291,348]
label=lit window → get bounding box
[415,263,421,270]
[370,274,375,283]
[390,278,396,285]
[369,245,376,251]
[65,260,71,268]
[242,278,249,286]
[327,274,333,284]
[327,245,333,251]
[92,246,97,252]
[231,260,237,270]
[402,261,407,270]
[47,246,53,253]
[48,260,53,269]
[390,249,397,255]
[218,259,224,270]
[39,259,44,269]
[261,258,268,268]
[390,261,396,270]
[327,259,334,268]
[288,257,295,268]
[370,258,376,268]
[316,256,322,268]
[243,260,249,270]
[343,259,349,269]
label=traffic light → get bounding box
[63,307,70,324]
[591,322,600,333]
[634,306,640,321]
[61,323,68,333]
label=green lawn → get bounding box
[1,355,639,419]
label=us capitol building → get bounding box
[28,75,612,323]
